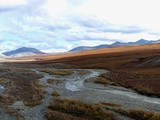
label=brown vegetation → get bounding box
[46,97,118,120]
[94,77,110,85]
[85,77,117,86]
[102,102,160,120]
[115,108,160,120]
[46,110,88,120]
[77,70,90,75]
[47,78,62,84]
[100,102,121,108]
[102,71,160,97]
[0,66,44,107]
[52,89,60,97]
[39,68,74,76]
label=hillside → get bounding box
[3,47,45,58]
[0,53,7,59]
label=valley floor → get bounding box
[0,63,160,120]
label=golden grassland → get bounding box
[8,42,160,62]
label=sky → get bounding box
[0,0,160,53]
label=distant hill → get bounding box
[3,47,45,58]
[69,44,110,52]
[69,39,160,52]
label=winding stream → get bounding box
[0,84,5,95]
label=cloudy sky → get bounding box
[0,0,160,53]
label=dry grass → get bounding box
[47,97,118,120]
[77,70,90,75]
[39,68,74,76]
[115,108,160,120]
[100,102,121,108]
[0,78,9,86]
[150,113,160,120]
[134,84,155,96]
[85,77,117,86]
[52,89,60,97]
[47,78,62,84]
[94,77,110,85]
[24,79,45,106]
[102,71,160,97]
[46,110,88,120]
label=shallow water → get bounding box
[0,84,5,95]
[0,84,4,90]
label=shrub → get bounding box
[101,102,121,108]
[116,108,155,120]
[47,98,117,120]
[150,113,160,120]
[52,90,60,97]
[47,79,62,84]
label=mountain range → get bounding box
[69,39,160,52]
[1,39,160,59]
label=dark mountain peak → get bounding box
[138,39,147,41]
[137,39,148,43]
[114,41,121,44]
[111,41,124,46]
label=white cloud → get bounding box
[0,0,160,53]
[0,0,26,6]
